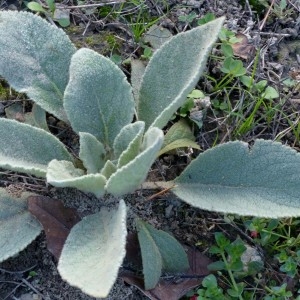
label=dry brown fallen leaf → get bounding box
[232,33,255,60]
[121,233,212,300]
[28,195,81,259]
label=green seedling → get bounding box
[244,216,300,280]
[178,89,209,129]
[215,57,247,90]
[196,226,300,300]
[263,283,293,299]
[197,12,216,25]
[141,46,153,60]
[179,11,198,24]
[211,98,230,112]
[208,233,247,298]
[196,274,228,299]
[276,250,300,278]
[218,27,243,58]
[196,230,298,299]
[27,0,70,27]
[245,217,300,251]
[268,0,293,19]
[235,76,279,135]
[199,13,240,58]
[198,232,263,299]
[179,89,205,117]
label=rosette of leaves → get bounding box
[1,11,300,299]
[0,11,224,297]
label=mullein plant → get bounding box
[0,11,300,297]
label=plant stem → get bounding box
[214,73,234,91]
[141,181,175,190]
[221,252,244,300]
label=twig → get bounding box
[21,278,46,300]
[244,0,253,18]
[259,0,275,31]
[146,184,176,201]
[287,0,300,12]
[140,181,175,191]
[3,281,25,300]
[65,0,125,9]
[252,31,292,37]
[0,265,37,274]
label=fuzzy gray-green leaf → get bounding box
[158,139,200,156]
[106,127,164,196]
[113,121,145,159]
[0,119,73,177]
[47,160,106,198]
[140,220,189,273]
[0,11,76,122]
[30,104,50,131]
[131,59,146,103]
[116,122,145,168]
[143,24,172,50]
[79,132,106,174]
[64,48,135,148]
[58,200,127,298]
[0,188,42,263]
[101,160,117,179]
[137,17,224,129]
[136,219,162,290]
[173,139,300,217]
[158,119,200,156]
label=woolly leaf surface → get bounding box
[64,48,135,148]
[174,140,300,217]
[137,17,224,129]
[106,127,163,196]
[0,188,42,263]
[79,132,106,174]
[0,11,76,121]
[113,121,145,159]
[58,200,127,298]
[136,219,162,290]
[47,160,106,198]
[0,119,72,177]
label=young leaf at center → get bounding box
[106,127,164,196]
[47,160,106,198]
[79,132,106,174]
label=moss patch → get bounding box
[66,26,122,55]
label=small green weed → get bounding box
[141,46,153,60]
[26,0,70,27]
[178,89,209,129]
[234,77,279,136]
[179,11,198,24]
[196,12,284,138]
[205,232,259,299]
[192,227,298,299]
[244,217,300,281]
